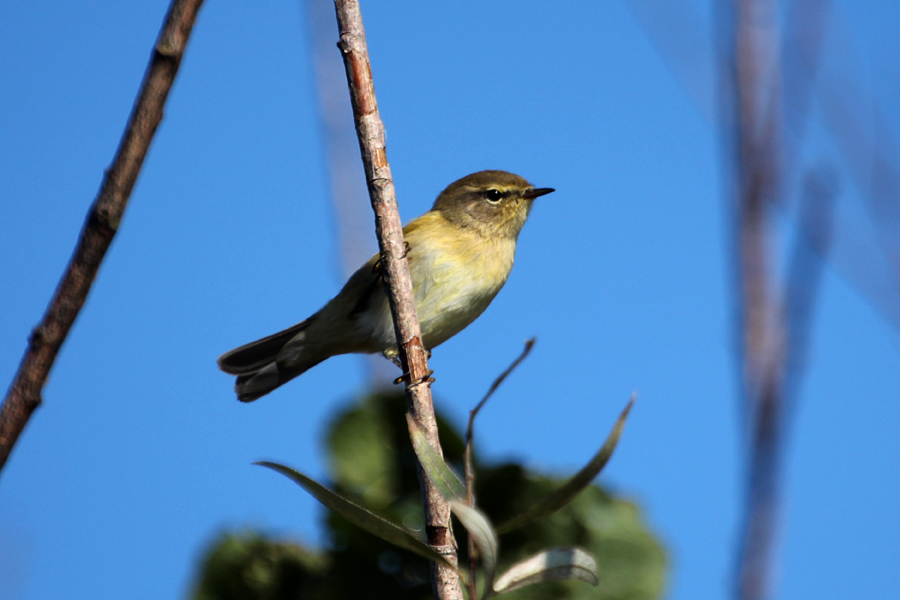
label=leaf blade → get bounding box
[449,500,499,599]
[406,415,466,501]
[492,547,598,594]
[496,395,635,534]
[255,461,460,575]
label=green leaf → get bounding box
[449,500,498,599]
[255,461,460,576]
[496,395,635,534]
[406,414,466,501]
[492,548,598,595]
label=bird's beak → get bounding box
[522,187,555,200]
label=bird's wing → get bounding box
[349,254,384,318]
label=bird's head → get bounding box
[432,170,554,239]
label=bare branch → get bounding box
[723,2,827,599]
[735,169,833,600]
[331,2,461,598]
[719,2,793,599]
[634,3,888,599]
[633,0,900,331]
[783,169,835,401]
[0,0,204,475]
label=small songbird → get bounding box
[218,170,553,401]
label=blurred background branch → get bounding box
[627,1,895,599]
[628,0,900,330]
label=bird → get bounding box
[217,170,553,401]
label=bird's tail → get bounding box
[217,320,322,402]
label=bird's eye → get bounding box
[485,189,503,203]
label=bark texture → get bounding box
[332,2,462,598]
[0,0,204,474]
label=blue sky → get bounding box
[1,1,898,599]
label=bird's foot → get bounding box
[372,242,410,271]
[393,369,434,386]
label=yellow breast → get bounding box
[404,212,517,348]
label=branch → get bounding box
[723,2,791,599]
[332,2,461,599]
[633,0,900,332]
[0,0,204,475]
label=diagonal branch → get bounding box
[0,0,204,475]
[331,2,461,599]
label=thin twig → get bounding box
[463,338,536,599]
[468,338,537,429]
[783,169,835,403]
[465,338,537,502]
[0,0,204,475]
[734,173,833,600]
[331,2,461,598]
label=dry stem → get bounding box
[332,2,461,598]
[0,0,204,474]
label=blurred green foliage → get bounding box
[191,392,666,599]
